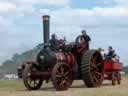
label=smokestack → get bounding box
[42,15,50,44]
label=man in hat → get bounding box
[106,46,116,60]
[81,30,91,42]
[80,30,91,49]
[49,34,59,51]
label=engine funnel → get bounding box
[42,15,50,44]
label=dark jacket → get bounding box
[49,38,59,51]
[107,50,116,59]
[80,35,91,42]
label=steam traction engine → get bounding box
[17,15,104,90]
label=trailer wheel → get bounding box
[52,63,73,90]
[117,72,121,85]
[112,72,116,85]
[23,64,43,90]
[81,50,104,87]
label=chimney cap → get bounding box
[42,15,50,21]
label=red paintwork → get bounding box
[103,60,123,82]
[104,60,123,72]
[55,52,75,65]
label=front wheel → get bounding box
[23,64,43,90]
[52,63,73,90]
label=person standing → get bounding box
[80,30,91,49]
[81,30,91,41]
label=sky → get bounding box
[0,0,128,66]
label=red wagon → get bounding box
[104,59,123,85]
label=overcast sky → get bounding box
[0,0,128,66]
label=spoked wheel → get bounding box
[112,72,116,85]
[117,72,121,85]
[81,50,104,87]
[52,62,73,91]
[23,64,43,90]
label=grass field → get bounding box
[0,76,127,96]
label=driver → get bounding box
[81,30,91,43]
[80,30,91,49]
[77,30,91,53]
[49,34,59,51]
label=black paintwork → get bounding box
[43,15,50,44]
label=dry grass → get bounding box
[0,76,128,96]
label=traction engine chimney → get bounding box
[42,15,50,44]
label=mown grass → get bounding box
[0,76,127,96]
[0,80,24,91]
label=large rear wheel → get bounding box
[81,50,104,87]
[52,63,73,90]
[23,64,43,90]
